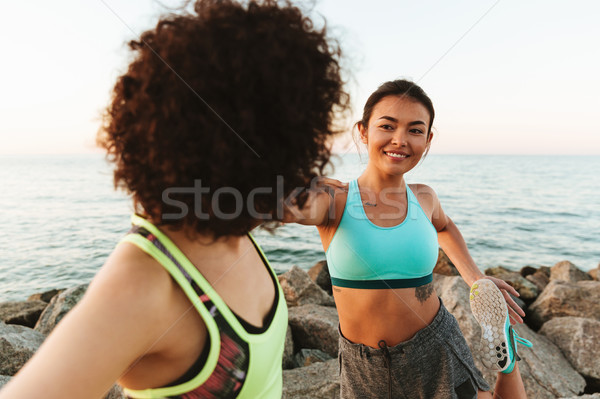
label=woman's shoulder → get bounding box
[408,183,436,195]
[84,241,179,326]
[407,183,442,219]
[96,241,173,294]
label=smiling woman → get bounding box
[357,95,433,177]
[283,79,532,399]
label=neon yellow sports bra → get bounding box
[120,214,288,399]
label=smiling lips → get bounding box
[384,150,409,160]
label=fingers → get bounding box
[493,278,520,298]
[508,306,523,325]
[315,177,341,186]
[502,289,525,324]
[312,178,347,198]
[502,290,526,317]
[317,177,346,190]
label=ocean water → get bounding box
[0,154,598,301]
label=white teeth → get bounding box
[386,152,407,158]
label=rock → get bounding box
[559,395,600,399]
[433,248,459,276]
[278,266,335,307]
[283,325,295,370]
[509,293,526,313]
[520,266,538,277]
[485,266,539,301]
[34,284,88,335]
[307,260,332,295]
[585,378,600,395]
[0,322,46,376]
[432,274,484,342]
[288,304,339,357]
[528,280,600,329]
[538,266,552,277]
[540,317,600,379]
[282,358,339,398]
[506,324,586,399]
[293,348,333,368]
[0,301,47,328]
[27,289,64,303]
[104,384,126,399]
[433,275,586,398]
[551,261,592,283]
[588,265,599,281]
[526,270,550,293]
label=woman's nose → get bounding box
[390,129,408,146]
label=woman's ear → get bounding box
[357,122,368,144]
[427,130,434,145]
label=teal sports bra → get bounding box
[326,179,439,289]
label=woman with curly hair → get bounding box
[0,1,348,398]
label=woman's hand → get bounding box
[313,177,347,192]
[481,276,526,325]
[280,177,346,226]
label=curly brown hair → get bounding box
[99,0,349,237]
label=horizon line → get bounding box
[1,151,599,157]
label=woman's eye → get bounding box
[380,124,393,130]
[410,129,424,135]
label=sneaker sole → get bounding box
[469,279,510,371]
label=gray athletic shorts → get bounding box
[338,299,491,399]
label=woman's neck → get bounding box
[359,164,406,193]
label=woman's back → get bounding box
[117,216,287,397]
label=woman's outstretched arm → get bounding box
[280,178,346,226]
[418,184,526,324]
[0,243,175,399]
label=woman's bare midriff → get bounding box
[333,283,440,348]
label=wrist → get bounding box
[464,272,486,287]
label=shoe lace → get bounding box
[513,330,533,348]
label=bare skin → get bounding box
[0,226,276,398]
[286,95,528,398]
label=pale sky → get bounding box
[1,0,599,155]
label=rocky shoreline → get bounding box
[1,252,599,398]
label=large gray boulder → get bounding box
[484,266,539,301]
[540,317,600,380]
[589,264,599,281]
[288,304,339,357]
[282,358,339,398]
[551,261,593,283]
[307,260,332,295]
[104,384,126,399]
[433,275,586,399]
[0,301,47,328]
[519,266,538,277]
[0,322,46,376]
[433,248,459,276]
[528,280,600,329]
[27,288,64,303]
[34,284,88,335]
[507,324,586,399]
[432,275,481,342]
[278,266,335,307]
[283,325,295,370]
[526,267,551,293]
[293,348,333,368]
